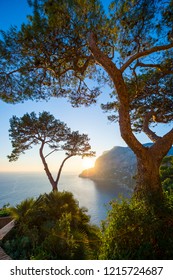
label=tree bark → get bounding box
[55,155,73,187]
[142,111,161,142]
[88,32,173,201]
[88,32,144,157]
[135,149,163,201]
[134,128,173,201]
[39,143,75,192]
[39,143,58,192]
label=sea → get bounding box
[0,172,133,226]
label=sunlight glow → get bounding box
[82,158,95,169]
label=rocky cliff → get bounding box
[79,144,173,189]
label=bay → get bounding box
[0,172,132,225]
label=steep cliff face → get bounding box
[79,146,137,188]
[79,144,173,189]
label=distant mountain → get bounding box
[79,144,173,189]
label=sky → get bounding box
[0,0,171,174]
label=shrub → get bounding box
[0,203,11,217]
[160,156,173,193]
[2,191,100,260]
[100,193,173,260]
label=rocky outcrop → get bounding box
[79,144,173,189]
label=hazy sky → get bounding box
[0,0,170,174]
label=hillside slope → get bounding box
[79,144,173,189]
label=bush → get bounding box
[0,203,11,217]
[2,191,100,260]
[160,156,173,193]
[100,193,173,260]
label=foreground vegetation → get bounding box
[0,204,11,217]
[1,158,173,259]
[100,192,173,260]
[1,192,100,260]
[1,188,173,260]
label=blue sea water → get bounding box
[0,172,132,225]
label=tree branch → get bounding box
[151,128,173,160]
[120,42,173,72]
[136,62,162,70]
[55,155,73,185]
[74,55,94,75]
[88,32,145,157]
[39,143,56,191]
[44,148,59,159]
[134,61,173,74]
[143,110,161,142]
[88,32,119,77]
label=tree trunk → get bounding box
[88,32,173,203]
[55,155,73,187]
[135,151,163,202]
[134,134,173,202]
[39,143,58,192]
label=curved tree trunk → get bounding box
[135,150,163,201]
[39,143,58,192]
[135,133,173,202]
[39,142,74,192]
[55,155,73,187]
[88,32,173,202]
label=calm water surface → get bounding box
[0,172,132,225]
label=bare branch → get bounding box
[74,55,94,75]
[88,32,119,77]
[44,148,59,159]
[88,31,145,157]
[136,61,162,70]
[135,61,173,74]
[39,143,56,190]
[120,42,173,72]
[151,128,173,160]
[143,110,161,142]
[55,154,73,185]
